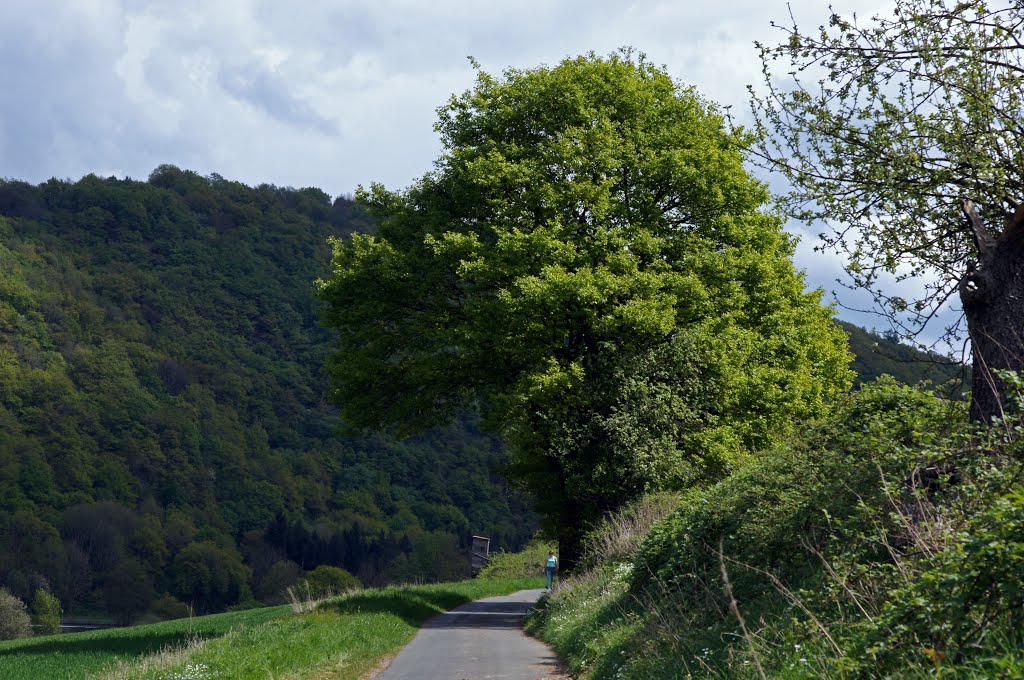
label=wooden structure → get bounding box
[471,535,490,572]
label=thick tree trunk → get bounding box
[961,200,1024,423]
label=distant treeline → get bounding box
[0,168,534,622]
[838,320,967,397]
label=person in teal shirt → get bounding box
[545,550,558,589]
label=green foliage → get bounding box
[751,1,1024,424]
[29,590,60,636]
[635,378,957,594]
[528,378,1024,679]
[295,565,362,598]
[0,588,31,640]
[838,320,966,395]
[857,487,1024,672]
[388,531,469,584]
[254,560,303,604]
[0,170,537,620]
[477,539,556,580]
[318,49,852,566]
[171,541,251,614]
[104,559,156,625]
[149,593,191,621]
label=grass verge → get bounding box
[0,577,542,680]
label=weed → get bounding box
[94,635,207,680]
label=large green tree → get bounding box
[317,51,851,569]
[750,0,1024,422]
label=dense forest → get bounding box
[837,320,966,394]
[0,168,958,624]
[0,168,533,622]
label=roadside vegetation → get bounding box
[476,540,557,580]
[527,377,1024,677]
[0,576,541,680]
[523,3,1024,676]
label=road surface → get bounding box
[372,589,565,680]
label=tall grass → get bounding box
[580,491,679,570]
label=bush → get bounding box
[295,565,361,599]
[530,378,979,679]
[635,378,957,598]
[0,588,32,640]
[30,589,60,635]
[149,592,191,621]
[852,484,1024,673]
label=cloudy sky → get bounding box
[2,0,937,340]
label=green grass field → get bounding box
[0,577,543,680]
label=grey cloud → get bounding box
[218,63,339,135]
[0,19,123,180]
[0,2,206,182]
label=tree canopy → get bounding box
[0,170,535,620]
[317,51,852,569]
[750,0,1024,421]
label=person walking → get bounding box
[545,550,558,589]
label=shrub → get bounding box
[635,378,958,598]
[30,589,60,635]
[852,483,1024,673]
[149,592,191,621]
[530,378,979,679]
[0,588,32,640]
[295,565,361,599]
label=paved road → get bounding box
[372,589,564,680]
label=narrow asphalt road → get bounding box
[372,589,565,680]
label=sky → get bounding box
[1,0,949,343]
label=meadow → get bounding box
[0,577,542,680]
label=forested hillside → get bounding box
[838,321,966,394]
[0,168,533,622]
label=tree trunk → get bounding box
[961,200,1024,423]
[557,495,586,575]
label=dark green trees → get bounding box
[171,542,250,614]
[0,169,536,620]
[317,51,852,569]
